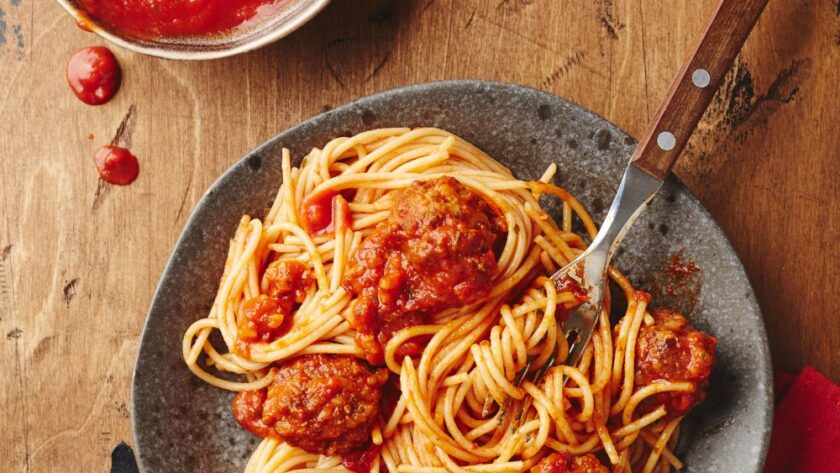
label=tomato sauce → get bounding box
[232,389,275,439]
[554,274,588,303]
[237,294,287,345]
[93,145,139,186]
[529,452,608,473]
[665,251,700,278]
[76,0,282,40]
[300,191,352,235]
[343,443,381,473]
[236,259,314,353]
[67,46,121,106]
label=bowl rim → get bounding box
[54,0,331,60]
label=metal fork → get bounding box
[481,0,770,423]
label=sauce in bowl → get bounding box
[75,0,286,40]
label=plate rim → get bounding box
[131,79,773,472]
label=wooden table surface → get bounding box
[1,0,838,471]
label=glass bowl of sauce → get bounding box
[56,0,330,60]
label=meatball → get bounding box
[530,453,608,473]
[635,308,717,417]
[343,177,506,363]
[232,354,388,455]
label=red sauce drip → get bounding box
[342,443,381,473]
[94,145,139,186]
[67,46,121,106]
[300,192,352,235]
[635,290,653,304]
[663,252,700,296]
[554,274,588,303]
[76,0,281,39]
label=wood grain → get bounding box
[1,0,838,471]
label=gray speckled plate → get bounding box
[132,81,772,473]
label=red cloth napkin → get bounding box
[763,366,840,473]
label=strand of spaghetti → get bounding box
[470,344,509,406]
[392,147,452,175]
[384,325,442,374]
[623,382,694,425]
[384,396,409,438]
[486,246,543,298]
[499,306,528,374]
[611,293,651,416]
[425,309,500,398]
[203,338,266,374]
[434,447,472,473]
[215,217,263,348]
[611,406,667,438]
[544,433,602,455]
[247,311,347,363]
[523,404,552,458]
[556,366,595,422]
[525,279,559,348]
[528,181,599,239]
[401,358,484,463]
[525,204,577,263]
[664,425,682,471]
[377,146,446,173]
[319,136,351,182]
[329,197,349,292]
[265,222,329,292]
[565,312,611,398]
[332,128,414,167]
[445,381,505,456]
[442,373,471,387]
[594,388,621,465]
[490,326,511,380]
[534,235,571,268]
[297,343,359,356]
[244,438,281,473]
[641,417,682,473]
[382,442,401,473]
[267,451,320,473]
[341,129,448,175]
[639,430,683,470]
[266,149,296,227]
[477,342,524,399]
[314,455,343,469]
[420,297,506,395]
[185,356,273,391]
[547,370,578,445]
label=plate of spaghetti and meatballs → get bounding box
[132,81,772,473]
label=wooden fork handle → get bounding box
[630,0,769,180]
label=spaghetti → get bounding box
[182,128,716,473]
